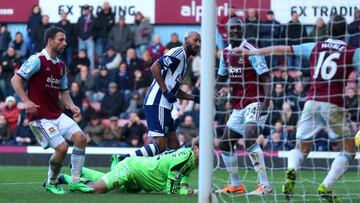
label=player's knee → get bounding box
[55,142,69,155]
[72,132,87,147]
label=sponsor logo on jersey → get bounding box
[46,75,61,89]
[163,56,173,67]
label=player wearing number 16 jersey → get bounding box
[238,15,360,202]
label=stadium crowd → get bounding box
[0,3,359,152]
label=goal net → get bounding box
[208,0,360,202]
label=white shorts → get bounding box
[29,113,83,149]
[296,100,352,141]
[226,102,268,136]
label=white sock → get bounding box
[322,152,351,189]
[247,144,269,186]
[71,146,85,183]
[47,155,62,184]
[287,148,304,171]
[222,151,241,187]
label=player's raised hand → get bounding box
[69,105,81,117]
[23,100,40,114]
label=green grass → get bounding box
[0,166,360,203]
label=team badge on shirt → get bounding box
[48,127,56,134]
[163,56,173,67]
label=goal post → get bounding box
[198,0,216,202]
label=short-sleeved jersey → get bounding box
[292,39,360,107]
[128,147,196,194]
[144,46,187,110]
[218,39,269,109]
[16,49,68,121]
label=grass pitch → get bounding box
[1,166,360,203]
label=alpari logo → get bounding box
[228,67,242,74]
[46,76,61,87]
[180,0,229,22]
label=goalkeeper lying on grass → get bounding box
[58,138,199,195]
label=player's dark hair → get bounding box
[328,15,347,39]
[44,26,65,45]
[192,137,199,148]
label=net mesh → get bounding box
[210,1,360,202]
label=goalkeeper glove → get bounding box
[355,130,360,147]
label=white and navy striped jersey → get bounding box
[144,46,187,110]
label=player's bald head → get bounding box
[184,31,200,41]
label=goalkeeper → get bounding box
[59,138,199,195]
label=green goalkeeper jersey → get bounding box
[126,147,196,194]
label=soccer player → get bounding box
[236,15,360,202]
[216,17,272,195]
[112,31,201,162]
[59,138,199,195]
[11,27,92,194]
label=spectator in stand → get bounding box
[132,69,149,95]
[26,4,42,54]
[0,24,12,59]
[2,96,19,133]
[184,103,200,128]
[69,82,85,109]
[165,33,182,50]
[94,66,112,102]
[101,82,124,117]
[122,112,147,147]
[267,121,286,151]
[114,62,132,103]
[139,50,153,81]
[108,16,134,57]
[95,1,115,58]
[133,11,153,58]
[176,115,199,147]
[244,8,260,46]
[74,66,95,100]
[126,91,144,118]
[9,32,27,60]
[123,48,141,74]
[191,52,200,83]
[71,49,90,77]
[178,84,195,113]
[0,47,21,98]
[100,47,122,71]
[271,83,286,123]
[286,80,306,113]
[103,116,128,147]
[80,98,97,124]
[14,115,36,146]
[309,17,328,42]
[259,10,282,69]
[217,6,240,48]
[282,11,308,70]
[349,9,360,48]
[56,11,74,67]
[77,4,96,69]
[279,102,298,148]
[345,86,359,122]
[33,15,51,52]
[84,114,106,146]
[148,35,165,61]
[0,113,12,145]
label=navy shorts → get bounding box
[144,105,175,137]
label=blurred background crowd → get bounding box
[0,3,359,152]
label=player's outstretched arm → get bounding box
[175,89,200,103]
[233,45,292,56]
